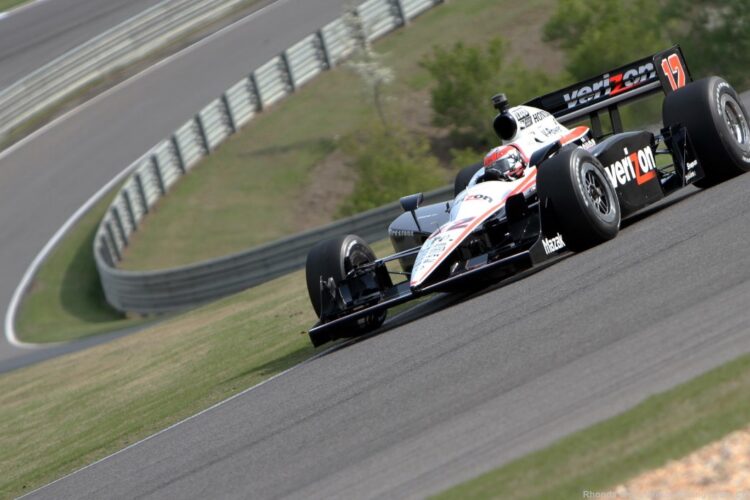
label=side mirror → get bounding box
[399,193,424,213]
[399,193,424,232]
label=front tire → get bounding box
[305,235,386,342]
[537,147,620,251]
[662,76,750,186]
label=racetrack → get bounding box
[25,158,750,497]
[0,0,167,90]
[2,0,750,494]
[0,0,355,366]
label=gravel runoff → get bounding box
[613,427,750,499]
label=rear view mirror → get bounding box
[399,193,424,213]
[399,193,424,232]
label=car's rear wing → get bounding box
[524,46,692,138]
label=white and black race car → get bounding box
[305,46,750,347]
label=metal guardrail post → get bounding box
[248,73,263,112]
[317,29,333,69]
[134,173,149,214]
[171,135,186,173]
[99,236,115,267]
[195,114,211,155]
[122,190,138,230]
[105,222,121,262]
[221,93,237,133]
[280,50,297,93]
[151,154,166,195]
[111,207,129,246]
[393,0,409,25]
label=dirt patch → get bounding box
[391,88,457,167]
[615,426,750,498]
[292,148,358,231]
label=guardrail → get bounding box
[94,0,447,314]
[0,0,254,139]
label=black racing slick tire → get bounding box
[305,235,385,342]
[537,147,621,252]
[662,76,750,187]
[453,162,483,197]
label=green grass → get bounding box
[15,192,148,343]
[1,238,400,498]
[435,354,750,499]
[0,0,28,11]
[0,269,314,498]
[120,0,560,271]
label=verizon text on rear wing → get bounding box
[523,46,692,137]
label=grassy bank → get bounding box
[14,192,147,343]
[437,354,750,499]
[119,0,560,271]
[2,267,315,497]
[0,0,28,12]
[1,238,402,497]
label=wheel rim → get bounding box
[584,168,610,216]
[722,95,750,148]
[578,161,618,224]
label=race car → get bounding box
[305,46,750,347]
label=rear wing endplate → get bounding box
[523,46,692,137]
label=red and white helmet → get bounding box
[483,147,526,181]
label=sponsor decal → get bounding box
[563,63,656,109]
[582,138,597,149]
[464,194,493,203]
[685,159,698,182]
[534,124,565,142]
[512,108,533,128]
[604,146,657,188]
[390,229,416,238]
[660,53,687,91]
[542,233,565,255]
[532,110,549,122]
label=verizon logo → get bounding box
[604,146,657,188]
[563,63,657,109]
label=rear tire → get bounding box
[662,76,750,187]
[537,147,620,251]
[305,235,386,341]
[453,162,483,197]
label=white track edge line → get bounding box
[2,0,289,346]
[0,0,49,21]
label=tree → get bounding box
[421,38,554,147]
[338,123,446,215]
[667,0,750,87]
[342,7,395,129]
[544,0,668,80]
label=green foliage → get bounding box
[667,0,750,87]
[544,0,750,88]
[338,125,447,216]
[544,0,668,80]
[420,38,555,147]
[450,147,482,170]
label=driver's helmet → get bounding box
[483,148,526,182]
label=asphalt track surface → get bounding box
[2,1,750,495]
[0,0,167,90]
[27,164,750,499]
[0,0,355,367]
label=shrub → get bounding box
[338,124,447,216]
